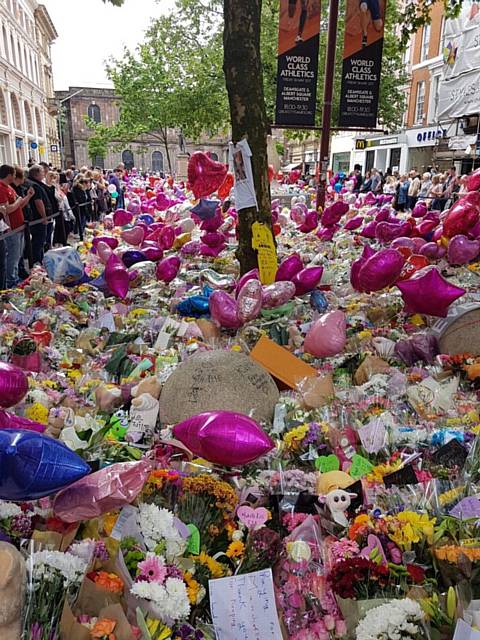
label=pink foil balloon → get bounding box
[96,241,113,264]
[358,248,405,292]
[292,266,324,296]
[419,242,445,259]
[121,226,145,246]
[276,254,303,282]
[376,221,411,244]
[202,231,225,248]
[364,192,377,205]
[113,209,133,226]
[344,216,363,230]
[304,310,347,358]
[237,279,263,323]
[236,268,260,296]
[467,168,480,192]
[321,201,349,227]
[159,226,175,250]
[299,211,318,233]
[179,218,195,234]
[201,244,225,258]
[444,197,480,238]
[291,205,306,224]
[361,220,378,238]
[104,254,129,299]
[447,234,480,265]
[397,267,466,317]
[173,411,274,466]
[350,245,376,291]
[93,236,118,250]
[316,225,338,241]
[188,152,228,199]
[391,237,415,251]
[209,290,242,329]
[142,246,164,262]
[262,281,296,308]
[0,362,28,408]
[156,256,181,283]
[415,219,438,238]
[412,202,428,218]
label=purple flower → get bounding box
[30,623,43,640]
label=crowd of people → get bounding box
[343,164,466,212]
[0,162,128,290]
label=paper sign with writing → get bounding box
[237,506,269,529]
[209,569,283,640]
[110,505,138,541]
[252,222,277,285]
[359,418,387,454]
[315,454,340,473]
[450,497,480,520]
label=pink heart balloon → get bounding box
[304,310,347,357]
[237,279,263,323]
[276,254,303,282]
[156,256,181,283]
[188,152,228,199]
[121,226,145,246]
[202,231,226,248]
[236,268,260,296]
[292,267,324,296]
[412,202,428,218]
[360,220,378,238]
[262,281,296,308]
[350,245,377,291]
[376,221,411,244]
[209,290,242,329]
[104,254,129,299]
[92,236,118,250]
[447,234,480,265]
[419,242,445,260]
[344,216,363,230]
[358,249,405,292]
[159,226,175,250]
[391,237,415,251]
[467,168,480,192]
[321,201,349,227]
[96,240,113,265]
[142,246,164,262]
[113,209,133,226]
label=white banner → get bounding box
[438,2,480,119]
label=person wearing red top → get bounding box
[0,165,34,288]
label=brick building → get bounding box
[56,86,229,174]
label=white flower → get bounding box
[30,550,88,585]
[0,500,22,519]
[356,599,424,640]
[68,539,96,563]
[131,577,190,622]
[137,503,186,561]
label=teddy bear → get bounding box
[0,541,25,640]
[131,375,162,400]
[46,406,75,439]
[95,383,123,413]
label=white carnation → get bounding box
[356,599,424,640]
[131,577,190,622]
[30,550,88,585]
[137,503,186,561]
[0,501,22,519]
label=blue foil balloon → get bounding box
[190,295,210,314]
[0,430,90,500]
[202,286,214,298]
[122,250,147,268]
[310,290,328,313]
[138,214,154,225]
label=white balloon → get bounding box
[108,184,117,194]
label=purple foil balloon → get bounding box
[419,242,445,259]
[262,281,296,308]
[375,208,391,222]
[276,254,303,282]
[344,216,363,230]
[202,231,226,248]
[173,411,274,466]
[447,234,480,265]
[364,192,377,205]
[236,268,260,296]
[321,201,349,227]
[358,248,405,292]
[376,221,412,244]
[209,290,242,329]
[156,256,181,283]
[0,363,28,408]
[316,225,338,241]
[181,241,202,256]
[292,266,324,296]
[121,250,147,268]
[411,237,427,252]
[237,279,263,323]
[361,220,378,238]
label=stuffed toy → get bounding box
[0,541,25,640]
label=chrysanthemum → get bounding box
[137,554,167,584]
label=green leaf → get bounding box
[186,524,201,555]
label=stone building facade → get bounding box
[0,0,60,167]
[56,86,229,173]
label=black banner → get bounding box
[339,0,387,128]
[275,0,321,128]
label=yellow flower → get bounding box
[284,424,309,451]
[103,512,119,537]
[184,572,202,604]
[195,552,226,578]
[358,329,372,340]
[25,402,49,425]
[226,541,245,559]
[409,314,425,326]
[388,511,436,549]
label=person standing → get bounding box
[27,165,51,265]
[418,172,432,202]
[407,170,421,210]
[394,174,410,212]
[72,175,89,239]
[12,167,32,280]
[108,166,125,210]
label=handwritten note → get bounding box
[209,569,282,640]
[252,222,277,285]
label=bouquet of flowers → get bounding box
[23,548,89,640]
[0,500,33,543]
[355,598,425,640]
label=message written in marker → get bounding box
[209,569,282,640]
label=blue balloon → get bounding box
[122,250,147,268]
[202,286,214,298]
[310,290,328,313]
[89,274,112,297]
[138,214,154,225]
[177,295,210,317]
[0,430,90,500]
[191,198,219,220]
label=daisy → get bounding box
[137,553,167,584]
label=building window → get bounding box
[10,94,21,129]
[439,17,446,56]
[17,41,22,71]
[332,151,350,174]
[93,156,104,169]
[421,24,431,62]
[152,150,164,173]
[209,152,219,161]
[389,148,401,172]
[415,81,426,124]
[0,134,8,164]
[0,91,7,125]
[35,107,42,136]
[10,35,16,66]
[432,75,440,121]
[122,149,134,170]
[87,104,101,124]
[24,101,33,133]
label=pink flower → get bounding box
[335,619,347,637]
[324,615,335,631]
[136,555,166,584]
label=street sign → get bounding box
[50,144,58,152]
[30,142,38,149]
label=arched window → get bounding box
[87,104,101,124]
[152,150,164,173]
[0,90,7,126]
[122,149,134,170]
[93,156,104,169]
[35,107,42,136]
[10,94,21,129]
[10,35,16,66]
[209,152,219,161]
[24,101,33,133]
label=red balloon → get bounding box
[443,196,480,238]
[218,172,234,200]
[268,165,275,183]
[397,254,430,281]
[188,152,228,199]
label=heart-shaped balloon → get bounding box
[104,254,129,299]
[209,290,242,329]
[262,281,296,308]
[344,216,363,230]
[217,172,234,200]
[276,254,303,282]
[360,220,378,238]
[188,152,228,199]
[237,279,263,323]
[113,209,133,226]
[159,226,175,250]
[292,267,324,296]
[96,241,113,264]
[142,246,164,262]
[358,249,405,292]
[467,168,480,192]
[304,310,347,357]
[93,236,118,250]
[121,227,145,246]
[444,197,480,238]
[236,268,260,296]
[419,242,445,260]
[156,256,181,283]
[447,234,480,265]
[321,201,349,227]
[121,250,147,268]
[350,245,376,291]
[412,202,428,218]
[376,221,411,244]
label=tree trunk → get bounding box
[223,0,272,275]
[160,127,173,174]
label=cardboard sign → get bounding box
[209,569,283,640]
[250,335,317,389]
[432,439,468,468]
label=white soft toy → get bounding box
[322,489,357,527]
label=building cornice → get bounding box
[34,4,58,41]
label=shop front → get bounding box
[354,133,408,175]
[405,125,448,173]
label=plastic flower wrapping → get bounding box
[3,168,480,639]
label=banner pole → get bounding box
[317,0,339,211]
